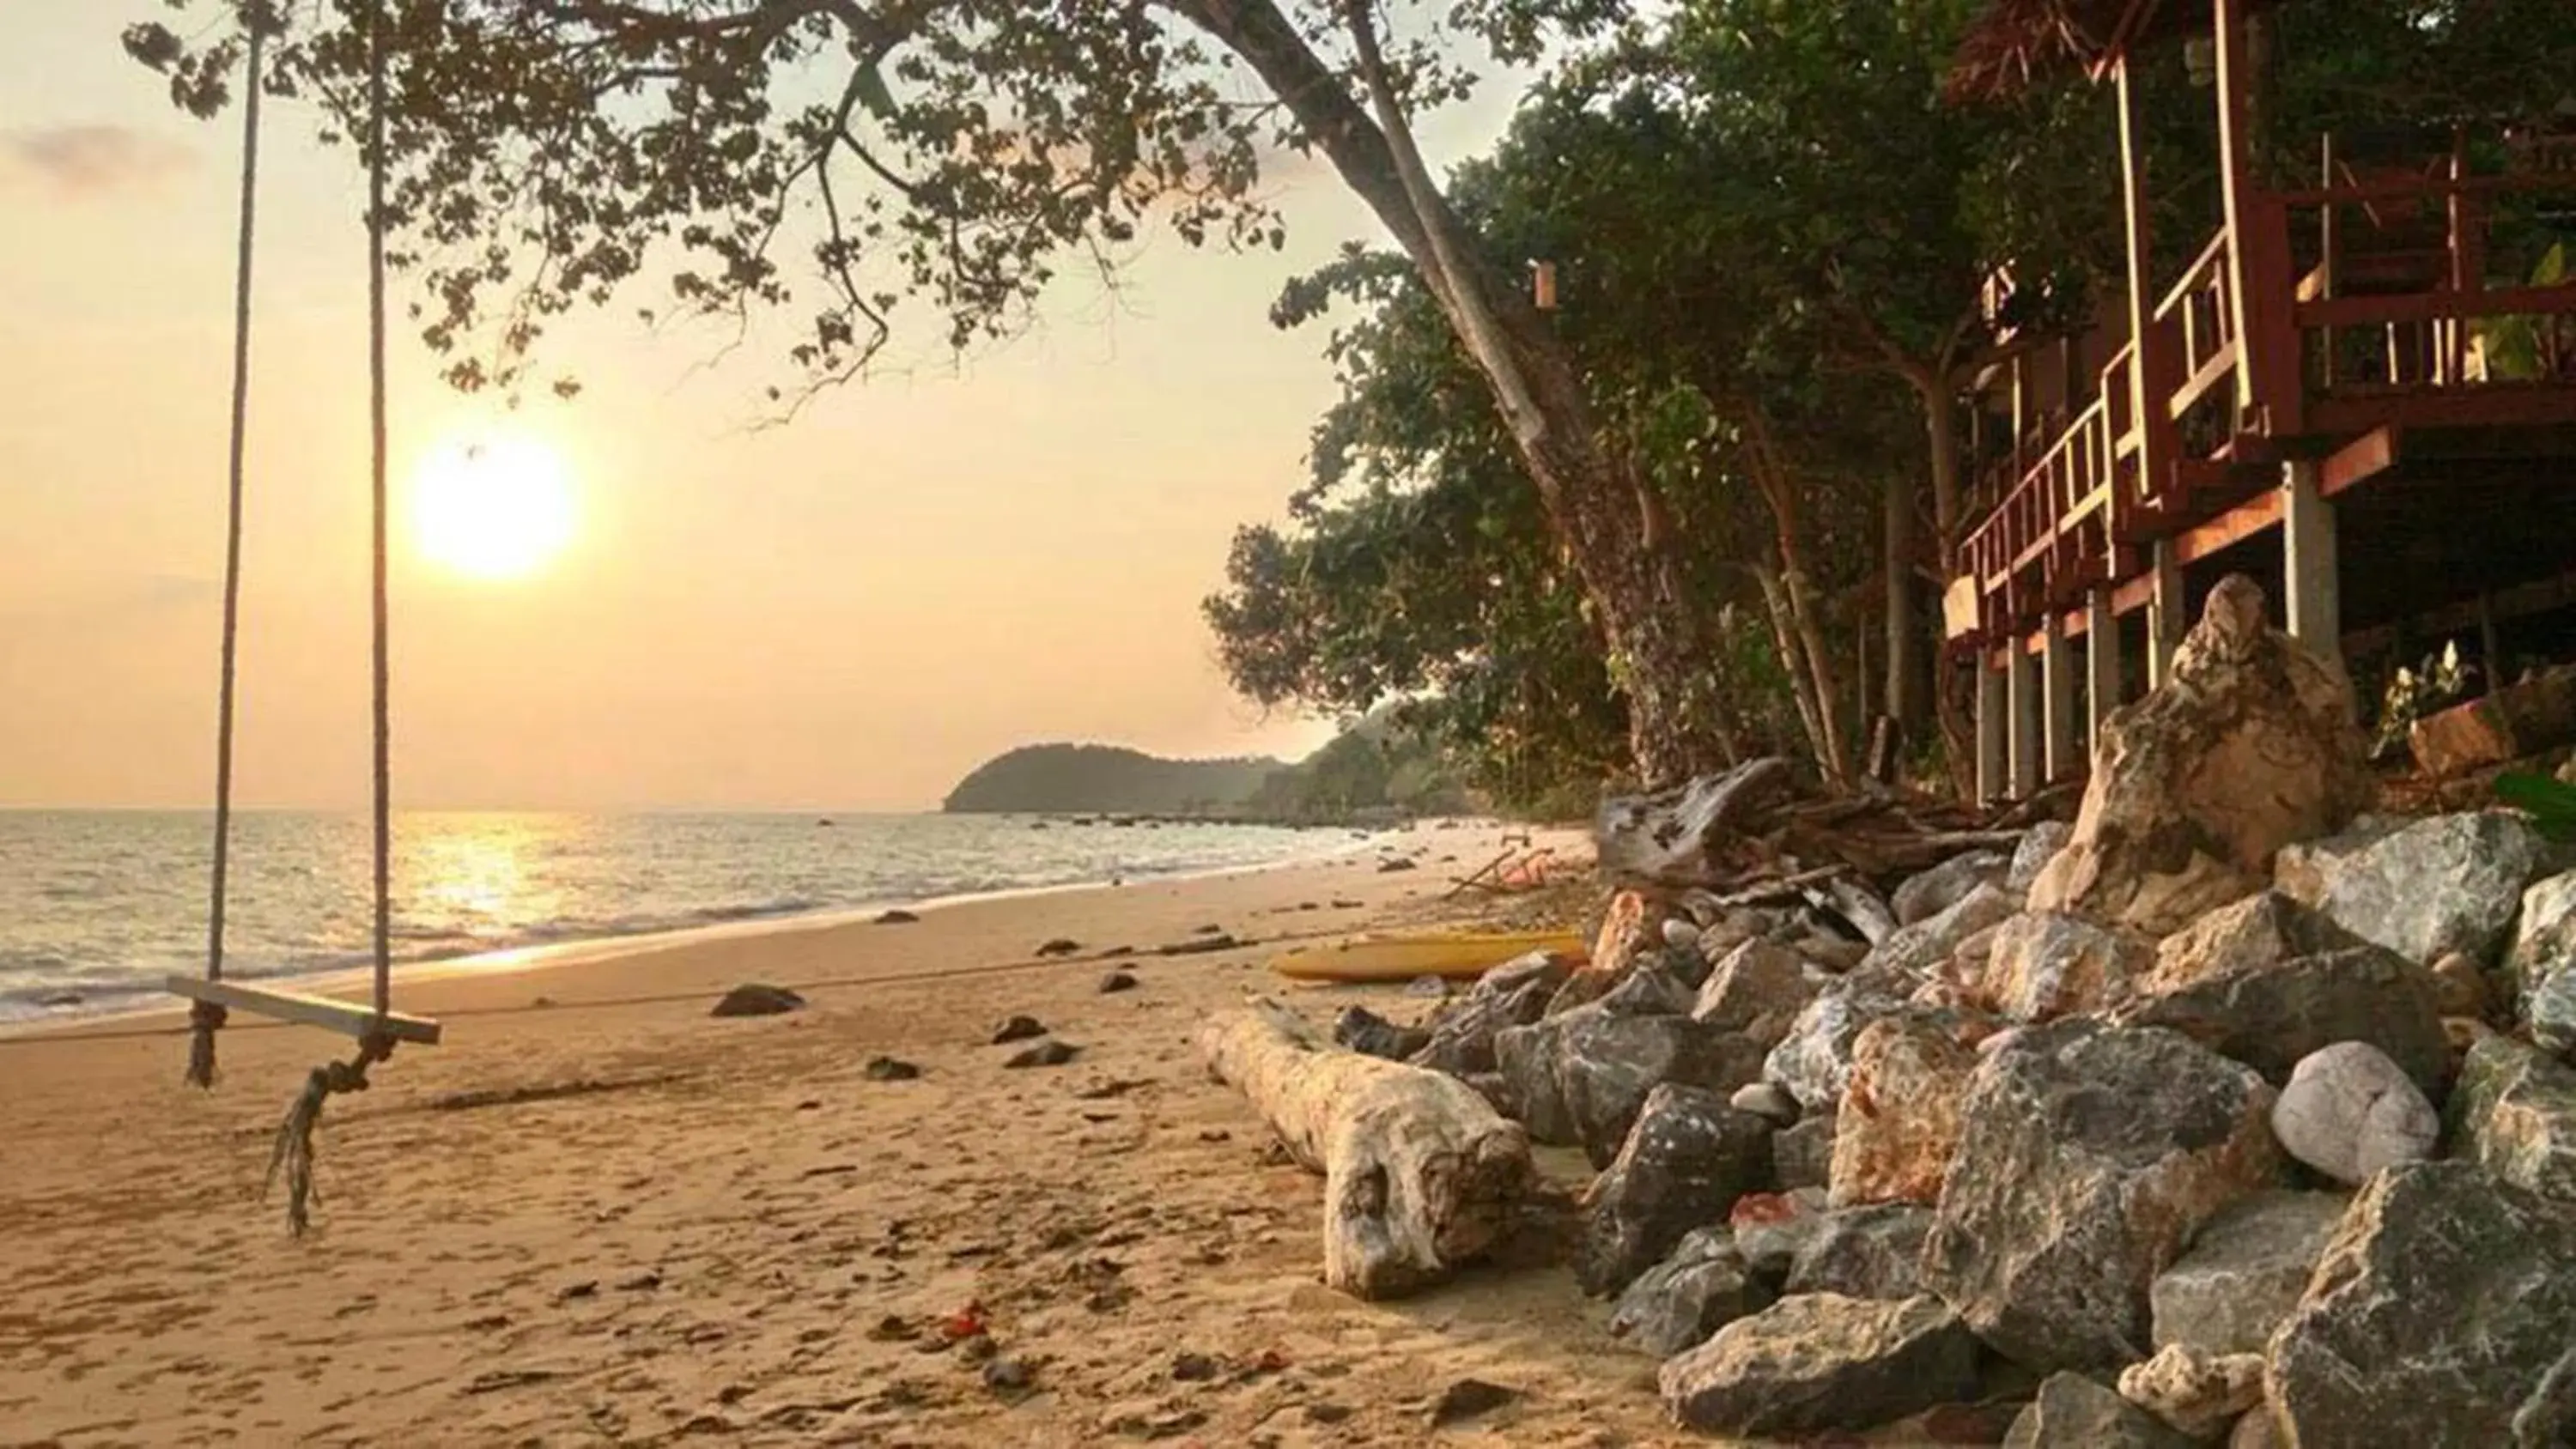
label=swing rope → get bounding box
[186,1,271,1092]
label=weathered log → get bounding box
[1596,758,1800,886]
[1200,997,1534,1299]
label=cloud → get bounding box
[3,124,195,198]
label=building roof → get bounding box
[1947,0,2288,99]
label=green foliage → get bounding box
[2495,771,2576,845]
[940,744,1281,815]
[1242,713,1475,822]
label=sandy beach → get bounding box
[0,825,1698,1449]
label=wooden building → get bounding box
[1943,0,2576,801]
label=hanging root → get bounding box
[183,1000,228,1089]
[264,1034,392,1235]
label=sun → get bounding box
[410,433,577,580]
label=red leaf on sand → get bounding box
[941,1302,988,1340]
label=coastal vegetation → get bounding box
[940,717,1473,822]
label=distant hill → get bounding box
[940,743,1285,815]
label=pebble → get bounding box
[1035,938,1082,957]
[864,1056,921,1082]
[1172,1352,1221,1382]
[992,1015,1048,1045]
[875,909,920,925]
[1431,1378,1517,1427]
[1005,1039,1079,1069]
[1406,974,1452,998]
[1730,1082,1801,1127]
[1099,971,1139,994]
[981,1357,1034,1394]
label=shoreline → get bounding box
[0,822,1438,1039]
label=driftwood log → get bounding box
[1597,757,2031,891]
[1200,997,1533,1299]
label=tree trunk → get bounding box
[1919,375,1977,797]
[1169,0,1735,785]
[1200,997,1533,1298]
[1882,467,1924,735]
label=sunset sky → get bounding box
[0,3,1526,811]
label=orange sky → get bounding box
[0,4,1523,810]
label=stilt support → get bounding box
[1976,649,2008,806]
[2042,612,2079,784]
[2282,458,2342,658]
[2008,637,2042,800]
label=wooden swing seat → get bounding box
[166,975,442,1046]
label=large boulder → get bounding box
[2150,1191,2348,1355]
[1658,1293,1984,1438]
[1831,1015,1979,1208]
[1868,881,2020,979]
[2027,575,2373,938]
[2005,1373,2196,1449]
[2508,870,2576,1052]
[2008,821,2075,900]
[1894,851,2012,928]
[1692,939,1821,1048]
[1783,1204,1932,1300]
[2268,1041,2439,1186]
[2275,811,2552,966]
[1975,912,2157,1022]
[1730,1186,1833,1284]
[2267,1161,2576,1447]
[1496,1002,1765,1163]
[1607,1227,1775,1358]
[2143,892,2372,996]
[2447,1034,2576,1203]
[1411,950,1571,1075]
[1774,1113,1837,1192]
[1921,1021,2287,1374]
[2117,947,2449,1095]
[1763,978,1911,1113]
[1577,1084,1774,1296]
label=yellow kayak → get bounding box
[1269,930,1587,983]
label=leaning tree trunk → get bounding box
[1171,0,1739,785]
[1200,998,1534,1298]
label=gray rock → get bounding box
[1893,851,2013,928]
[2150,1190,2348,1355]
[2269,1041,2439,1185]
[2275,810,2552,966]
[1657,1293,1983,1437]
[990,1013,1048,1044]
[2447,1034,2576,1203]
[2028,576,2372,937]
[1577,1085,1773,1296]
[1729,1081,1800,1127]
[1692,939,1820,1048]
[1492,1016,1577,1142]
[1607,1227,1775,1357]
[1773,1113,1837,1191]
[1554,1009,1770,1168]
[1783,1204,1931,1300]
[1976,911,2155,1021]
[2269,1161,2576,1447]
[1333,1005,1431,1062]
[2510,870,2576,1050]
[2004,1373,2195,1449]
[1661,915,1707,953]
[1731,1186,1832,1282]
[1540,966,1619,1020]
[2532,969,2576,1060]
[710,983,805,1017]
[2116,1343,2263,1439]
[1921,1021,2287,1374]
[2007,821,2075,899]
[1762,979,1909,1113]
[2147,891,2372,993]
[1411,951,1571,1075]
[2117,946,2449,1094]
[1596,959,1698,1016]
[1868,882,2020,979]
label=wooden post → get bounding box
[1977,648,2008,806]
[2117,57,2177,509]
[2148,539,2186,689]
[2086,585,2122,747]
[2215,0,2303,434]
[2042,611,2080,782]
[2282,459,2342,658]
[2008,636,2043,800]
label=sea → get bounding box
[0,810,1376,1024]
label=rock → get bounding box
[2229,1406,2281,1448]
[1097,970,1139,994]
[1692,939,1821,1049]
[875,909,920,925]
[1783,1204,1932,1300]
[1730,1187,1832,1282]
[1428,1377,1515,1427]
[2008,822,2075,899]
[1763,979,1910,1113]
[709,984,805,1017]
[1608,1227,1775,1357]
[863,1055,922,1082]
[2269,1161,2576,1447]
[2510,870,2576,1051]
[2532,969,2576,1060]
[2028,575,2372,937]
[1036,937,1082,957]
[2117,1343,2263,1439]
[1333,1005,1431,1062]
[1974,912,2155,1021]
[1405,973,1450,998]
[2275,811,2551,966]
[1541,967,1619,1020]
[991,1015,1048,1045]
[982,1356,1034,1393]
[1590,889,1653,979]
[1410,951,1571,1076]
[1894,851,2014,928]
[1003,1039,1078,1069]
[1661,915,1706,952]
[2117,947,2449,1094]
[2148,1190,2346,1355]
[2447,1034,2576,1203]
[1504,1005,1769,1167]
[1869,882,2021,979]
[1577,1085,1773,1295]
[1658,1293,1984,1438]
[2143,891,2365,994]
[1730,1082,1800,1127]
[1376,857,1418,873]
[1596,958,1698,1016]
[2430,951,2492,1020]
[1774,1113,1837,1191]
[2004,1373,2196,1449]
[2407,664,2576,777]
[1170,1352,1220,1382]
[2269,1041,2439,1185]
[1831,1016,1979,1208]
[1802,935,1873,973]
[1921,1021,2287,1374]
